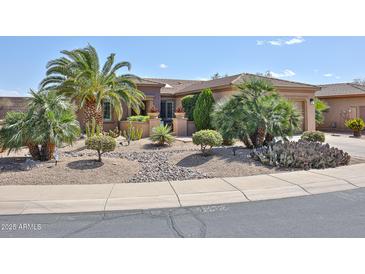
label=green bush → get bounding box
[85,135,116,162]
[127,115,150,122]
[193,88,215,130]
[192,130,223,155]
[345,118,365,136]
[251,141,351,170]
[222,138,235,146]
[182,94,199,121]
[300,131,325,142]
[150,125,175,145]
[105,128,120,138]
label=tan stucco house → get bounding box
[0,73,318,134]
[316,83,365,131]
[152,73,318,133]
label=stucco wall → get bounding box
[174,86,317,132]
[0,97,29,119]
[317,96,365,131]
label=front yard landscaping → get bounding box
[0,136,362,185]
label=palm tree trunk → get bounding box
[83,99,103,130]
[26,142,41,160]
[255,126,267,147]
[40,142,55,161]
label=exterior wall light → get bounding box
[310,98,315,105]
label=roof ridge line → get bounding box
[242,72,317,87]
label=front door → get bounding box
[292,101,305,133]
[160,100,174,126]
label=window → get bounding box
[103,101,112,121]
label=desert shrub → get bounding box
[150,125,174,145]
[300,131,325,142]
[105,128,120,138]
[122,123,143,145]
[85,118,102,137]
[85,135,116,162]
[222,138,235,146]
[192,130,223,155]
[193,88,215,130]
[345,118,365,137]
[251,140,350,170]
[182,94,199,120]
[127,115,150,122]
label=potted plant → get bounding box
[148,105,159,119]
[175,106,186,118]
[345,118,365,137]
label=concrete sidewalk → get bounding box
[1,163,365,215]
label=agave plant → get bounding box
[40,44,145,128]
[150,125,175,145]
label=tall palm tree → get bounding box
[39,44,145,128]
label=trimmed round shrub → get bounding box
[86,135,116,162]
[192,130,223,155]
[181,94,199,121]
[300,131,325,142]
[193,88,215,130]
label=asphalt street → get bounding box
[1,188,365,237]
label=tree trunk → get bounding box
[97,150,102,162]
[83,98,103,130]
[40,142,55,161]
[240,133,254,149]
[26,142,41,160]
[252,126,267,147]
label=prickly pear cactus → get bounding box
[251,140,351,170]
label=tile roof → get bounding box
[316,83,365,97]
[146,73,317,96]
[146,78,201,95]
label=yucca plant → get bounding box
[40,44,145,128]
[85,118,102,138]
[150,125,174,145]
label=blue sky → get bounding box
[1,36,365,96]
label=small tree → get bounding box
[86,135,116,162]
[314,98,329,125]
[193,88,215,130]
[192,130,223,156]
[181,94,199,121]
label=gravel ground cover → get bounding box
[0,138,362,185]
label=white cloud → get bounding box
[257,36,305,46]
[335,76,341,79]
[269,69,296,78]
[196,77,208,81]
[323,73,333,77]
[0,89,22,97]
[159,64,168,69]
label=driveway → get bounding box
[291,133,365,159]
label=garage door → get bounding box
[292,101,305,133]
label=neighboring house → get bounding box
[0,73,318,133]
[316,83,365,131]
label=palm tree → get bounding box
[314,98,329,125]
[212,78,301,148]
[0,90,80,161]
[39,44,145,128]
